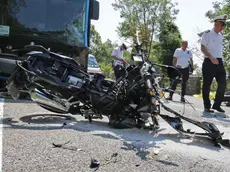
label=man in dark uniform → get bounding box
[200,14,228,113]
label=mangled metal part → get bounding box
[158,101,230,148]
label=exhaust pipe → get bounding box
[30,89,69,112]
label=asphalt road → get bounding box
[1,94,230,172]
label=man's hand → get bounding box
[189,65,194,75]
[121,59,128,64]
[210,56,219,65]
[173,57,177,67]
[201,45,219,65]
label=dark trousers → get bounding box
[202,58,226,109]
[113,65,125,80]
[169,67,189,97]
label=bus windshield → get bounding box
[0,0,89,47]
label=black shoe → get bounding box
[180,97,185,103]
[166,96,172,101]
[212,106,225,113]
[204,109,214,113]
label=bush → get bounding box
[200,79,230,92]
[99,62,114,79]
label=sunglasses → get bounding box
[220,21,226,27]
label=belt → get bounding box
[204,57,224,65]
[176,65,189,69]
[114,64,123,67]
[204,57,222,59]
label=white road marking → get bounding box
[0,98,4,172]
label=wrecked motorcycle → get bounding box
[5,43,230,148]
[5,44,162,129]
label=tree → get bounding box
[157,21,182,66]
[89,25,103,60]
[89,25,129,79]
[112,0,179,50]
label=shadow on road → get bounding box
[202,112,230,123]
[2,113,225,160]
[2,114,77,130]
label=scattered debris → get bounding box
[111,153,118,157]
[89,152,121,171]
[90,158,100,169]
[152,147,163,155]
[52,140,71,148]
[156,160,179,167]
[52,141,84,152]
[102,152,120,165]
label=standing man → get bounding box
[111,43,128,80]
[166,40,193,102]
[200,14,228,113]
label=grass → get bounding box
[193,91,216,100]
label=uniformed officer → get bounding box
[166,40,193,102]
[111,43,128,80]
[200,14,228,113]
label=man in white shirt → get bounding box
[166,40,193,102]
[111,43,128,80]
[200,14,228,113]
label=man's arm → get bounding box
[189,51,193,66]
[201,44,213,58]
[172,49,178,66]
[111,49,126,63]
[200,31,218,64]
[201,44,218,64]
[112,55,123,61]
[189,58,193,66]
[200,31,212,58]
[173,57,177,66]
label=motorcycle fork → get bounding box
[145,77,160,127]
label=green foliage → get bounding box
[157,21,182,66]
[112,0,181,68]
[112,0,179,51]
[99,62,114,79]
[192,63,202,76]
[89,24,131,79]
[89,25,102,59]
[89,0,182,79]
[89,25,116,64]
